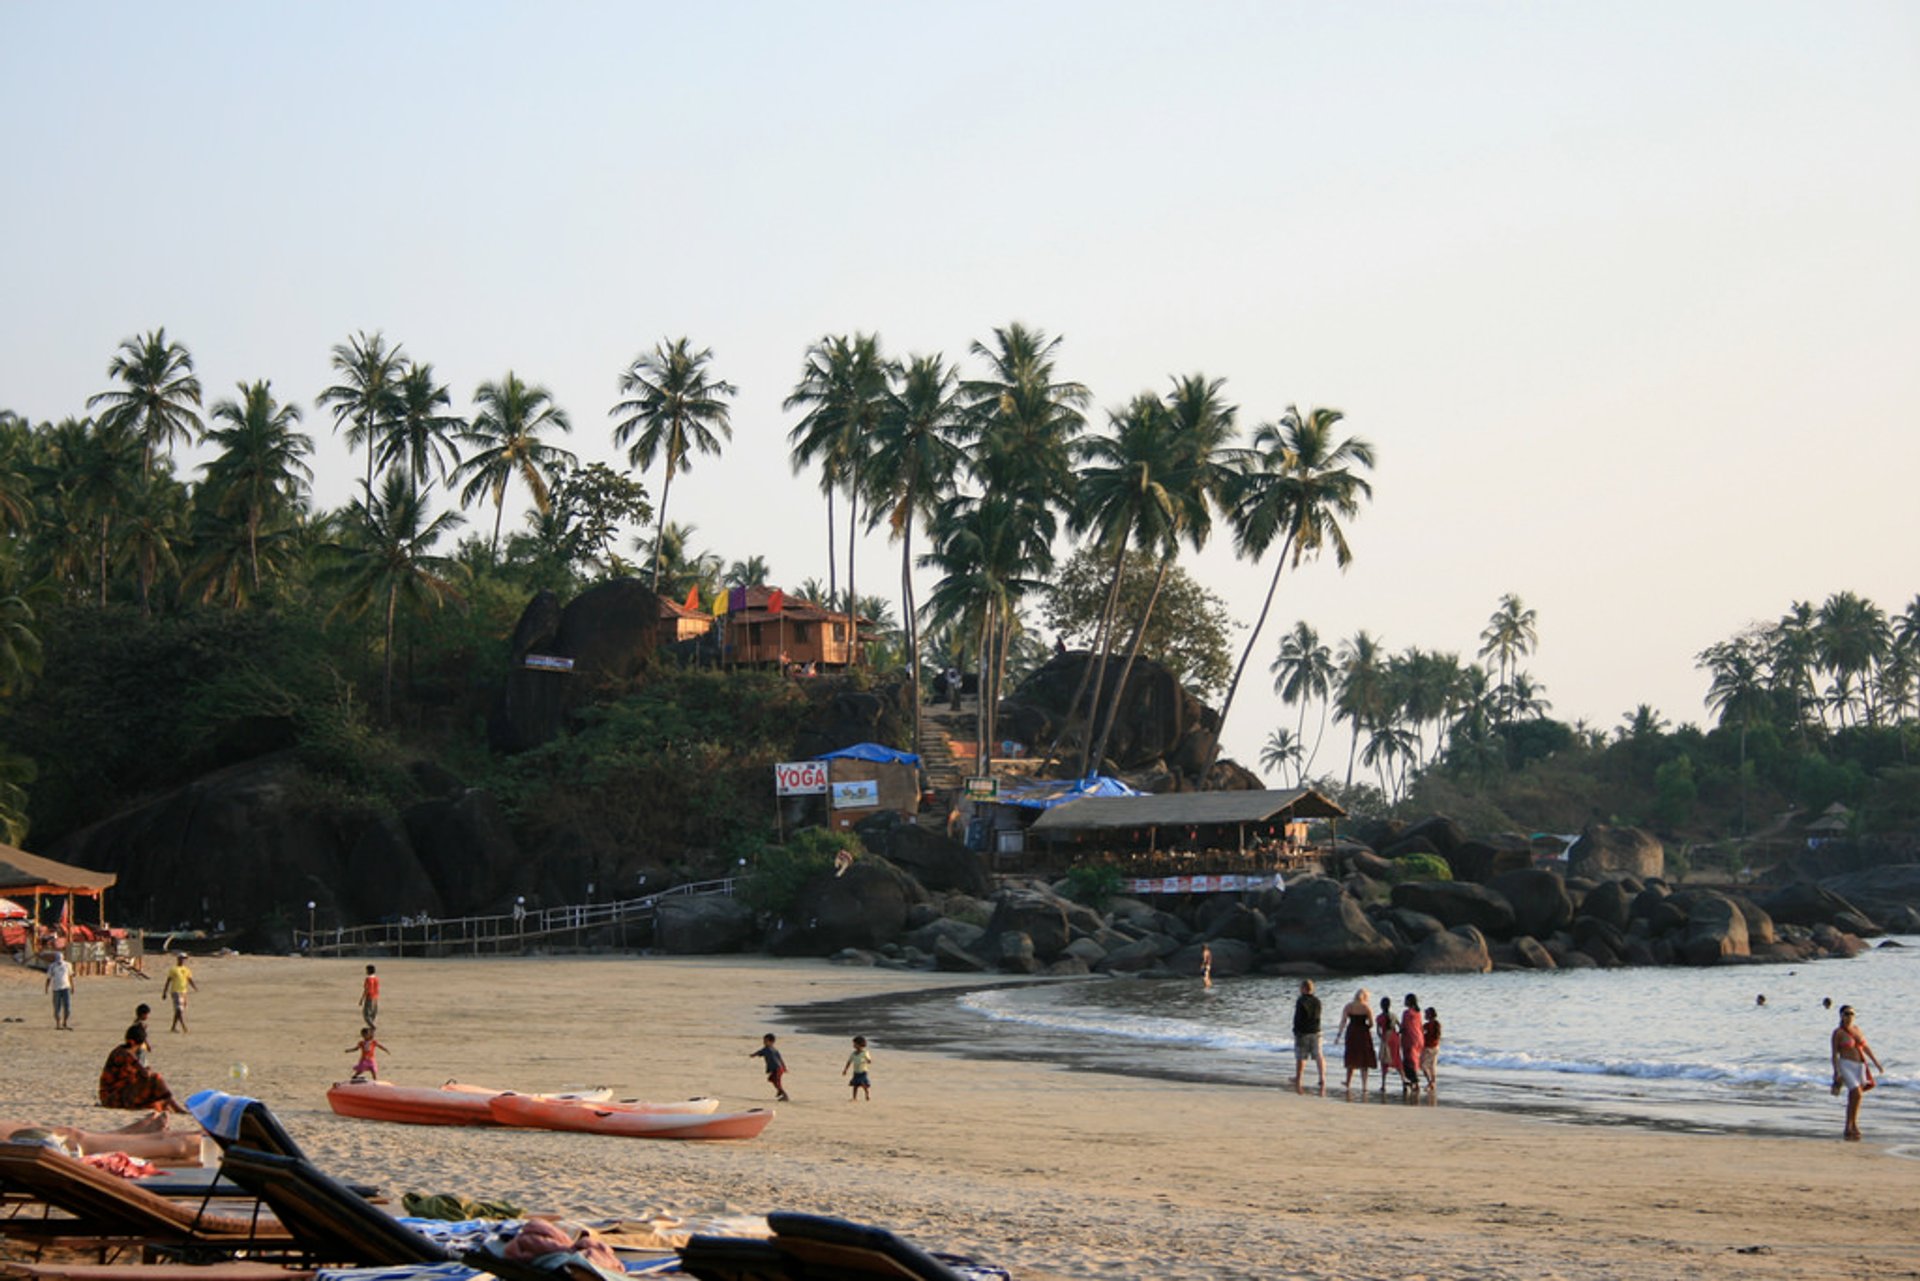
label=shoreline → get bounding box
[3,954,1915,1280]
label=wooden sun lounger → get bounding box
[0,1144,288,1252]
[0,1263,310,1281]
[213,1150,448,1269]
[678,1212,978,1280]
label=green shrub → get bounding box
[741,827,863,915]
[1387,852,1452,883]
[1062,862,1124,908]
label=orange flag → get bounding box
[683,585,700,612]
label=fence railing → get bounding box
[292,877,740,957]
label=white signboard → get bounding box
[831,779,881,810]
[523,654,575,672]
[774,761,830,795]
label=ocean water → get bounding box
[796,936,1919,1148]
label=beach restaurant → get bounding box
[1016,787,1348,878]
[0,843,124,971]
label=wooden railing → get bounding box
[292,877,741,957]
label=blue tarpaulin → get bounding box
[815,742,922,767]
[993,776,1142,810]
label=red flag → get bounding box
[767,590,784,615]
[683,585,699,612]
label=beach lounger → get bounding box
[0,1263,310,1281]
[0,1143,288,1254]
[214,1151,445,1270]
[678,1212,1007,1280]
[184,1094,378,1200]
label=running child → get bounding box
[842,1035,873,1102]
[749,1033,790,1102]
[346,1027,388,1081]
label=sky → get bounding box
[2,3,1916,782]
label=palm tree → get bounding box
[86,328,203,478]
[0,592,44,697]
[379,362,465,503]
[867,352,963,743]
[456,372,577,558]
[1699,632,1770,834]
[1478,593,1539,725]
[1816,590,1890,727]
[319,472,465,720]
[636,521,723,603]
[1085,375,1235,775]
[115,474,187,616]
[0,410,37,537]
[202,380,313,592]
[725,555,771,588]
[612,338,736,592]
[317,331,406,501]
[1215,406,1374,772]
[50,417,142,605]
[0,747,35,846]
[785,333,891,663]
[1270,621,1334,776]
[1768,600,1824,741]
[1334,630,1389,788]
[1260,727,1303,787]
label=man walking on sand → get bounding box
[45,950,74,1030]
[1292,979,1325,1094]
[162,954,197,1033]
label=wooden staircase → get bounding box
[915,699,973,832]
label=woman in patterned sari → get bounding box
[98,1024,187,1113]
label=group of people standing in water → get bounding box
[1291,980,1439,1095]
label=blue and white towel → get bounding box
[184,1089,254,1141]
[396,1218,526,1255]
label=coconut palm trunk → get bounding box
[1070,537,1134,776]
[1089,554,1172,773]
[650,462,678,590]
[1212,530,1298,774]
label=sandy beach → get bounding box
[2,954,1913,1281]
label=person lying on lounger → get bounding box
[1,1112,202,1161]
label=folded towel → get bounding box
[185,1089,253,1141]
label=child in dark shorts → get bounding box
[749,1032,790,1101]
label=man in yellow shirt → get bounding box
[162,953,198,1033]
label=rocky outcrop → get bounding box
[1446,835,1533,884]
[1577,879,1634,931]
[1389,881,1515,936]
[1264,878,1399,972]
[490,579,665,753]
[1817,865,1920,924]
[764,860,924,957]
[1488,869,1572,938]
[994,653,1223,785]
[1568,825,1664,881]
[1757,882,1876,932]
[656,894,754,954]
[982,884,1076,963]
[867,824,993,897]
[1675,890,1750,965]
[1408,925,1492,974]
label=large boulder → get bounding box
[994,653,1222,781]
[1576,879,1633,932]
[656,894,754,954]
[1726,894,1776,947]
[982,885,1076,962]
[1488,869,1573,938]
[1819,865,1920,923]
[1389,881,1516,936]
[489,580,664,752]
[1567,825,1664,881]
[790,684,915,760]
[1675,890,1750,965]
[1408,925,1492,974]
[1446,835,1534,884]
[48,754,451,932]
[403,790,524,915]
[869,824,993,896]
[764,859,920,956]
[1392,816,1467,859]
[1263,878,1399,972]
[1513,935,1558,970]
[1757,881,1875,932]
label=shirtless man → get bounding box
[1830,1004,1886,1141]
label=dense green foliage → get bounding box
[740,826,862,915]
[1061,861,1125,908]
[1387,852,1452,883]
[1041,548,1233,697]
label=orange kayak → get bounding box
[327,1080,613,1126]
[487,1093,774,1140]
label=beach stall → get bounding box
[796,743,922,833]
[963,776,1142,864]
[1026,787,1347,879]
[0,843,119,969]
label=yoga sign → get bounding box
[774,760,830,795]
